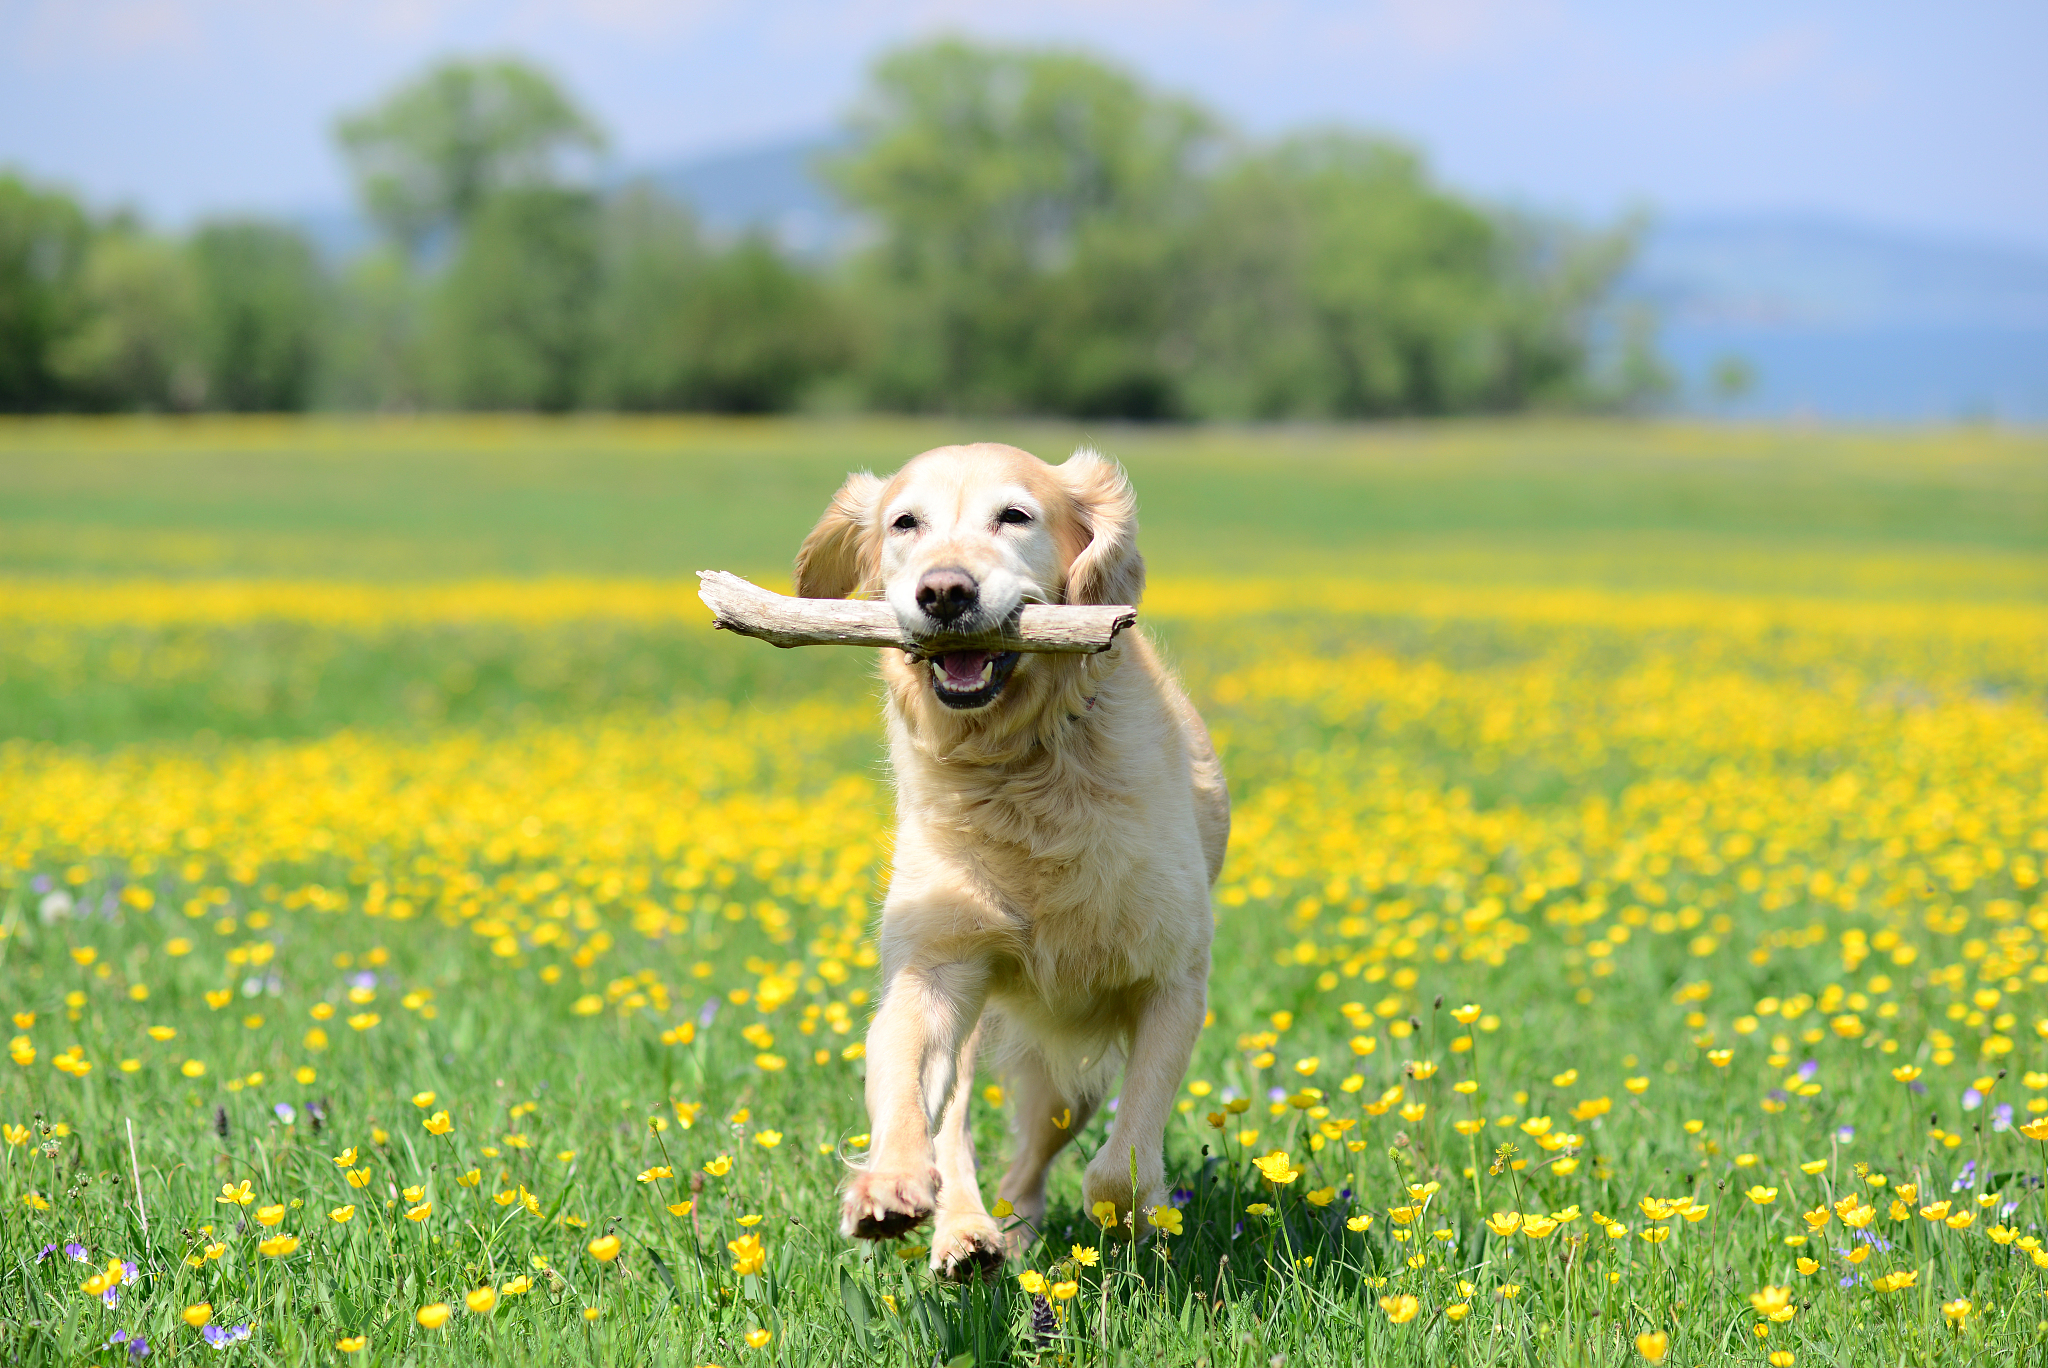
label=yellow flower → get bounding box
[704,1155,733,1177]
[1446,1302,1471,1321]
[329,1205,355,1223]
[1942,1298,1971,1325]
[1253,1150,1301,1185]
[1872,1270,1919,1293]
[423,1110,452,1135]
[1017,1270,1046,1295]
[754,1129,783,1149]
[1148,1206,1183,1235]
[411,1091,436,1109]
[728,1232,765,1276]
[1919,1200,1951,1221]
[346,1166,373,1189]
[1636,1331,1670,1362]
[183,1303,212,1328]
[217,1180,254,1206]
[1796,1256,1820,1275]
[466,1286,498,1314]
[1749,1285,1791,1317]
[1347,1214,1374,1232]
[416,1303,451,1330]
[1891,1065,1921,1082]
[258,1233,299,1257]
[638,1165,674,1182]
[499,1275,531,1296]
[457,1168,481,1187]
[1070,1244,1100,1266]
[1768,1354,1795,1368]
[745,1328,773,1348]
[1746,1185,1778,1206]
[1091,1199,1119,1228]
[405,1202,432,1222]
[336,1336,366,1352]
[1521,1215,1559,1239]
[1801,1206,1830,1230]
[1451,1004,1482,1025]
[1304,1187,1336,1207]
[256,1203,286,1227]
[587,1234,622,1262]
[1485,1211,1523,1237]
[2020,1117,2048,1142]
[667,1201,694,1217]
[1379,1294,1420,1324]
[332,1147,359,1167]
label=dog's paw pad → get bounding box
[839,1168,938,1240]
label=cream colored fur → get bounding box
[795,442,1228,1280]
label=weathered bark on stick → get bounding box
[696,571,1135,655]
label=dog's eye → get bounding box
[891,513,918,532]
[997,508,1033,526]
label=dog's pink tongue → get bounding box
[938,651,992,689]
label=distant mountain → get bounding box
[294,136,2048,420]
[634,135,856,256]
[1631,213,2048,331]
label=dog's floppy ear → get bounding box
[795,472,884,599]
[1057,448,1144,607]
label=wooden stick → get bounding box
[696,571,1135,655]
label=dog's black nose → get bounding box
[916,568,979,624]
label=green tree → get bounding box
[49,219,204,411]
[1178,133,1648,417]
[335,58,606,258]
[430,187,600,411]
[0,173,92,411]
[189,221,326,411]
[586,186,847,412]
[828,40,1217,416]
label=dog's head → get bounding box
[795,443,1142,721]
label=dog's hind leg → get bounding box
[928,1019,1005,1281]
[992,1048,1098,1257]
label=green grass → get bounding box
[1,417,2045,1366]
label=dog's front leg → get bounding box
[840,957,986,1240]
[1082,962,1208,1233]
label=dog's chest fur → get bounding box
[884,650,1210,1006]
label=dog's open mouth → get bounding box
[927,649,1020,709]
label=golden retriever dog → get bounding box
[794,442,1229,1280]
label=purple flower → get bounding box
[1796,1060,1819,1081]
[1963,1087,1984,1111]
[1267,1086,1287,1103]
[1170,1187,1193,1207]
[1994,1104,2015,1133]
[1953,1160,1977,1192]
[102,1285,121,1308]
[349,971,376,990]
[65,1241,89,1262]
[121,1260,137,1284]
[1835,1125,1855,1143]
[31,874,51,894]
[1838,1273,1860,1287]
[1909,1080,1927,1095]
[697,998,720,1028]
[274,1102,296,1126]
[106,1331,149,1359]
[203,1323,252,1349]
[36,1243,57,1263]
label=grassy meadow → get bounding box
[1,417,2045,1366]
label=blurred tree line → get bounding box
[0,43,1662,418]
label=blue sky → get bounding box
[4,0,2044,247]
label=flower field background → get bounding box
[1,417,2045,1366]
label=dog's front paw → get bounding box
[840,1166,940,1240]
[930,1213,1006,1282]
[1081,1155,1165,1236]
